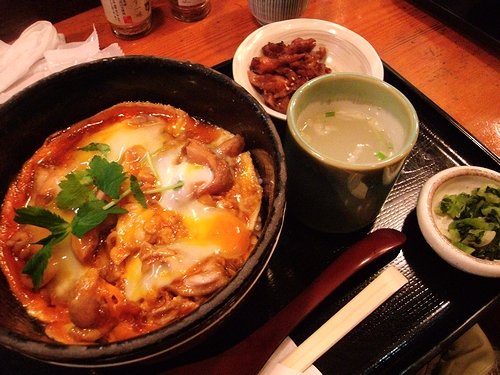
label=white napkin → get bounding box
[0,21,123,104]
[259,337,322,375]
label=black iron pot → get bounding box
[0,56,286,367]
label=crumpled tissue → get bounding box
[0,20,123,104]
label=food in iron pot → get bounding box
[0,102,263,344]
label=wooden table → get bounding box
[54,0,500,158]
[1,2,498,372]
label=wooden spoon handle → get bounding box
[164,228,406,375]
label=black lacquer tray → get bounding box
[1,60,499,374]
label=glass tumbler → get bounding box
[170,0,211,22]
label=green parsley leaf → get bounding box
[325,111,335,117]
[13,145,186,289]
[34,231,68,246]
[78,142,111,153]
[22,242,53,290]
[14,207,72,289]
[14,207,69,235]
[19,229,69,290]
[89,155,126,199]
[71,200,127,238]
[130,175,147,209]
[374,151,387,161]
[56,170,95,209]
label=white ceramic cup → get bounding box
[248,0,309,25]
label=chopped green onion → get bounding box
[144,180,184,194]
[436,183,499,260]
[374,151,387,160]
[144,151,161,181]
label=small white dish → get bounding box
[417,166,500,277]
[233,18,384,121]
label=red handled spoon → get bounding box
[163,228,406,375]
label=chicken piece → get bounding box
[248,37,331,114]
[249,56,283,75]
[261,41,287,58]
[184,139,234,196]
[167,256,235,297]
[215,134,245,158]
[285,37,317,54]
[71,231,99,263]
[248,71,289,98]
[68,269,107,329]
[263,93,290,114]
[261,38,316,57]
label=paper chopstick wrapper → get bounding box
[0,21,123,104]
[259,337,322,375]
[260,266,408,374]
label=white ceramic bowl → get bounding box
[233,18,384,120]
[417,166,500,277]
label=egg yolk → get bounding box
[185,210,251,259]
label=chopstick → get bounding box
[280,266,408,373]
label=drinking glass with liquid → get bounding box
[170,0,211,22]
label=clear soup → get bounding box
[298,100,405,164]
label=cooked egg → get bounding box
[81,118,166,163]
[1,102,264,344]
[123,206,250,302]
[156,147,213,211]
[47,238,88,302]
[182,205,251,259]
[122,146,250,301]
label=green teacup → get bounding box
[286,73,419,233]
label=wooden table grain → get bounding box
[54,0,500,157]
